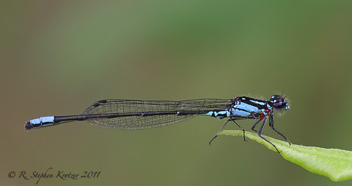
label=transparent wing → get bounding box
[83,99,231,130]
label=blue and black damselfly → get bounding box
[25,95,291,152]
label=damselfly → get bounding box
[25,95,291,152]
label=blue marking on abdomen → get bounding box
[203,110,230,119]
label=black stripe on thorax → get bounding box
[237,96,269,109]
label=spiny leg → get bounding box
[257,116,280,153]
[209,119,231,145]
[251,118,263,133]
[230,118,246,141]
[209,117,246,145]
[269,113,291,145]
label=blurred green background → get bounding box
[1,1,352,185]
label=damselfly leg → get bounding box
[209,117,246,145]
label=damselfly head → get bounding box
[270,95,290,111]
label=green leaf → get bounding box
[219,130,352,182]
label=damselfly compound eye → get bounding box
[270,95,290,111]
